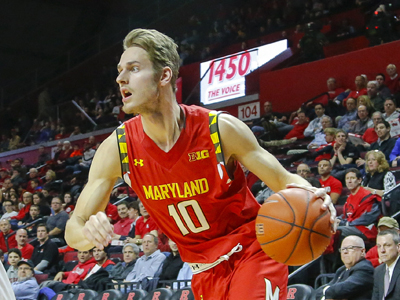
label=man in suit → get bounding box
[315,235,374,300]
[372,229,400,300]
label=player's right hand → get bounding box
[82,211,114,250]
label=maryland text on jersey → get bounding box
[142,178,209,200]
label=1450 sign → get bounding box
[207,52,251,84]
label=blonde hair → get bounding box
[365,150,389,173]
[46,170,56,181]
[357,95,375,114]
[324,127,337,136]
[123,29,180,93]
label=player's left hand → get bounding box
[286,183,337,233]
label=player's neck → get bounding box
[141,99,183,152]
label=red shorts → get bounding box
[191,237,288,300]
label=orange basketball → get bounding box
[255,188,332,266]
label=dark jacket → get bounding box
[108,260,136,281]
[372,257,400,300]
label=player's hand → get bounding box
[286,183,337,232]
[82,211,114,250]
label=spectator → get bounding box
[125,234,166,283]
[298,22,327,62]
[304,104,327,137]
[32,224,59,275]
[376,73,392,100]
[372,229,400,300]
[10,169,25,189]
[312,127,337,162]
[15,229,34,260]
[7,248,21,283]
[53,250,95,284]
[330,130,359,180]
[113,202,134,237]
[0,168,10,188]
[0,199,18,220]
[362,150,396,197]
[32,192,51,216]
[84,247,115,279]
[29,179,42,193]
[0,219,17,253]
[348,105,373,135]
[318,159,343,204]
[251,101,287,139]
[11,260,40,300]
[389,137,400,167]
[8,130,21,151]
[366,217,399,268]
[113,201,141,242]
[65,142,95,176]
[315,235,374,300]
[62,192,75,214]
[284,111,309,140]
[357,95,376,116]
[29,168,44,192]
[69,126,82,137]
[362,111,382,146]
[338,97,358,131]
[296,163,321,188]
[20,205,42,238]
[43,170,57,194]
[47,196,69,245]
[109,243,139,282]
[127,201,158,246]
[35,145,50,167]
[368,81,385,112]
[386,64,400,95]
[55,141,73,167]
[383,98,400,138]
[174,263,193,290]
[308,77,345,107]
[158,239,184,286]
[344,76,368,105]
[307,116,333,149]
[336,168,380,243]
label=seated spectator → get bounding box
[12,260,40,300]
[348,105,373,135]
[62,192,75,214]
[362,111,382,146]
[32,224,59,275]
[42,170,58,194]
[114,202,134,237]
[362,150,396,197]
[7,248,21,283]
[125,234,166,283]
[55,141,73,167]
[65,142,95,176]
[296,163,321,188]
[318,159,343,204]
[315,235,374,300]
[336,168,380,243]
[357,95,376,116]
[32,192,51,216]
[113,201,141,242]
[337,97,357,131]
[383,98,400,138]
[84,247,115,279]
[304,104,327,137]
[0,199,18,220]
[2,178,13,194]
[284,111,309,140]
[367,81,385,112]
[0,219,17,253]
[158,239,184,286]
[8,130,21,151]
[366,217,399,268]
[20,205,42,238]
[35,145,50,167]
[174,263,193,290]
[127,201,158,246]
[109,243,139,282]
[343,75,368,104]
[376,73,392,100]
[10,169,25,189]
[330,130,359,180]
[308,77,345,107]
[386,64,400,95]
[250,101,287,139]
[0,168,10,188]
[53,250,95,284]
[26,168,43,193]
[47,196,70,245]
[312,128,337,162]
[69,126,82,137]
[15,229,34,260]
[307,116,333,149]
[389,137,400,167]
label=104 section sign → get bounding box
[200,40,288,106]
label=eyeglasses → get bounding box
[338,246,363,253]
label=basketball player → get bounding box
[66,29,335,300]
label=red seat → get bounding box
[34,273,48,284]
[63,251,78,263]
[110,253,123,261]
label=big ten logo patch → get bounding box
[152,291,161,300]
[188,150,209,162]
[101,293,110,300]
[287,287,297,299]
[179,290,190,300]
[127,292,136,300]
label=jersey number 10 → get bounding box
[168,200,210,235]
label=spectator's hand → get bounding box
[362,142,370,148]
[349,120,357,125]
[286,183,337,232]
[82,211,113,250]
[309,143,318,148]
[356,158,365,167]
[393,158,400,167]
[54,272,64,282]
[279,116,287,122]
[338,144,345,153]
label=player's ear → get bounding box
[159,67,172,88]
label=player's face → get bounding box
[116,46,160,115]
[142,235,157,256]
[345,172,361,190]
[8,253,21,266]
[78,250,92,263]
[377,234,400,266]
[123,246,137,263]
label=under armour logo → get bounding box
[134,159,144,167]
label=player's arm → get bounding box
[65,131,121,250]
[219,114,335,220]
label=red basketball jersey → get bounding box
[118,105,260,263]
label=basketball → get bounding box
[255,188,332,266]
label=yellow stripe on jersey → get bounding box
[208,111,224,164]
[116,124,130,178]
